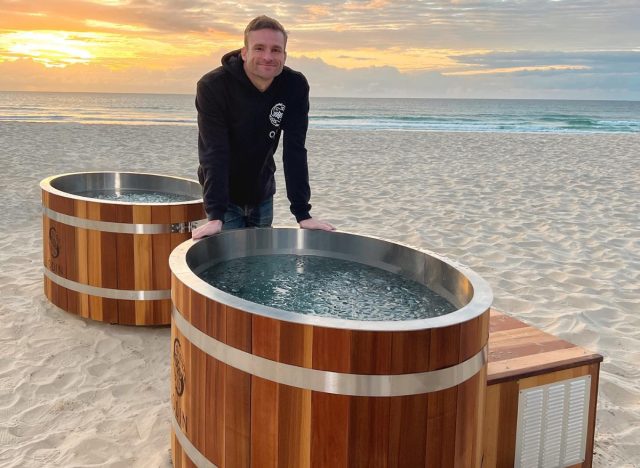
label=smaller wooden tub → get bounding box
[41,172,205,325]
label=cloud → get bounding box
[1,1,638,99]
[2,0,639,49]
[454,50,640,68]
[288,51,640,100]
[1,48,638,100]
[0,54,221,94]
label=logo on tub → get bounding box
[49,227,60,259]
[269,103,285,127]
[173,338,186,397]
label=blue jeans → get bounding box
[222,197,273,230]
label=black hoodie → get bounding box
[196,50,312,222]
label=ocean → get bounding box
[1,91,639,133]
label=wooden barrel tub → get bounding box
[41,172,205,325]
[169,228,493,467]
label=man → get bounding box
[192,15,335,239]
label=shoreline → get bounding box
[2,120,639,135]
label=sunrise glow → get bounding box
[0,0,636,98]
[4,31,94,67]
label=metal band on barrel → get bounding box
[171,412,217,468]
[43,206,205,234]
[172,307,488,397]
[44,268,171,300]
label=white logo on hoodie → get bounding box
[269,103,286,127]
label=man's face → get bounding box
[241,28,286,89]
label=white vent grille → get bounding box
[515,375,591,468]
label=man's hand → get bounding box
[192,219,223,239]
[299,217,335,232]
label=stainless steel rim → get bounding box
[169,228,493,331]
[43,206,205,234]
[173,306,488,397]
[40,171,203,206]
[44,268,171,300]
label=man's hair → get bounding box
[244,15,288,47]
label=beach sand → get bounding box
[0,122,638,466]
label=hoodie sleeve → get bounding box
[196,78,230,221]
[282,75,312,222]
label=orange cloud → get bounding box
[305,5,331,18]
[3,31,94,67]
[344,0,390,11]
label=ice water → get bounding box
[199,254,456,321]
[78,190,196,203]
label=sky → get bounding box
[0,0,639,99]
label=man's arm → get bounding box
[282,75,311,222]
[194,78,230,238]
[282,75,335,232]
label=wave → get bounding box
[309,114,640,133]
[0,114,196,126]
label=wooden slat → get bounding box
[349,396,390,468]
[459,311,490,362]
[488,347,601,385]
[203,294,226,466]
[488,309,529,333]
[278,321,311,468]
[387,329,430,467]
[483,380,519,468]
[115,203,136,324]
[311,392,350,468]
[151,205,172,291]
[171,321,190,466]
[454,370,483,468]
[133,205,153,324]
[311,326,351,468]
[224,307,251,468]
[86,202,103,322]
[348,331,392,467]
[426,386,457,468]
[251,315,280,468]
[278,385,311,468]
[584,363,600,468]
[388,394,428,468]
[48,192,73,311]
[99,203,118,323]
[75,202,90,319]
[171,432,182,468]
[426,323,461,468]
[429,323,461,370]
[473,366,486,468]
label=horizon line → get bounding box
[1,89,639,103]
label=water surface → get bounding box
[77,190,196,203]
[200,254,456,321]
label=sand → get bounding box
[0,122,638,467]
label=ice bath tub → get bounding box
[169,228,493,467]
[41,171,205,325]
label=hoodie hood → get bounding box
[221,49,250,84]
